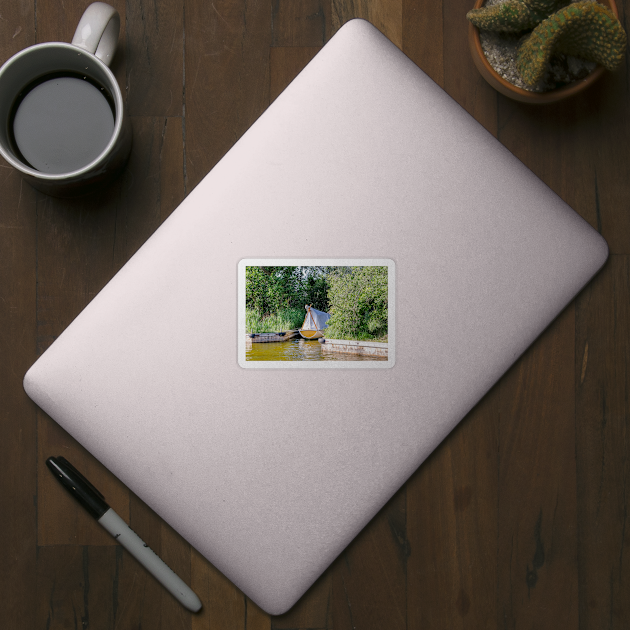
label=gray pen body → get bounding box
[98,508,202,612]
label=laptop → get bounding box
[23,19,608,614]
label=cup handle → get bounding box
[71,2,120,67]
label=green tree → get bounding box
[301,266,329,312]
[245,266,299,314]
[324,266,388,340]
[245,266,330,315]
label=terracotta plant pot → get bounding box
[468,0,619,103]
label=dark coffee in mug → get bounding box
[9,72,115,174]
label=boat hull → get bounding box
[299,329,324,339]
[247,330,299,343]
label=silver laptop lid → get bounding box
[24,19,607,614]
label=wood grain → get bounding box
[37,417,129,546]
[582,73,630,254]
[0,161,38,630]
[271,0,331,46]
[576,256,630,630]
[331,486,408,630]
[1,0,629,627]
[184,0,272,191]
[118,495,193,629]
[497,305,579,629]
[403,0,444,88]
[0,1,37,628]
[126,0,184,117]
[190,548,247,630]
[270,47,322,103]
[35,0,128,97]
[0,4,38,629]
[407,391,498,629]
[443,0,497,132]
[112,116,185,270]
[36,545,118,630]
[332,0,403,48]
[271,573,332,629]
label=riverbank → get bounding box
[245,338,386,361]
[246,308,303,334]
[319,338,388,358]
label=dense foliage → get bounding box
[245,265,388,340]
[324,266,388,341]
[245,308,304,333]
[245,266,329,315]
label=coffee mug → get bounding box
[0,2,132,197]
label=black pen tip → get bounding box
[45,455,109,518]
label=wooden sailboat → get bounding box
[299,305,331,339]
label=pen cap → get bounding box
[46,456,110,519]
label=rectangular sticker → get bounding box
[238,259,395,368]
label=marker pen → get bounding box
[46,456,202,613]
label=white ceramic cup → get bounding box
[0,2,131,197]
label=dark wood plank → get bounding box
[494,57,630,257]
[331,486,407,630]
[187,585,269,630]
[0,152,38,630]
[331,0,402,47]
[576,256,630,629]
[159,116,187,221]
[581,72,630,255]
[126,0,184,117]
[270,47,321,103]
[271,573,332,629]
[402,0,444,88]
[36,0,128,96]
[272,0,331,47]
[0,0,35,54]
[108,494,193,629]
[0,4,38,629]
[37,416,129,546]
[491,21,630,626]
[36,0,121,45]
[2,0,628,627]
[0,196,38,628]
[575,0,630,254]
[36,545,118,630]
[112,116,185,270]
[497,305,578,628]
[184,0,272,192]
[496,96,598,225]
[443,0,497,132]
[190,549,248,630]
[407,393,499,629]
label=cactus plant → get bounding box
[467,0,568,33]
[516,1,627,85]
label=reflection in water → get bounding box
[246,338,386,361]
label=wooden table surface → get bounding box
[1,0,628,628]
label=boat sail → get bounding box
[299,305,330,339]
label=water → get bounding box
[246,338,386,361]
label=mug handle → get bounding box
[71,2,120,67]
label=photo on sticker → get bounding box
[244,265,389,362]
